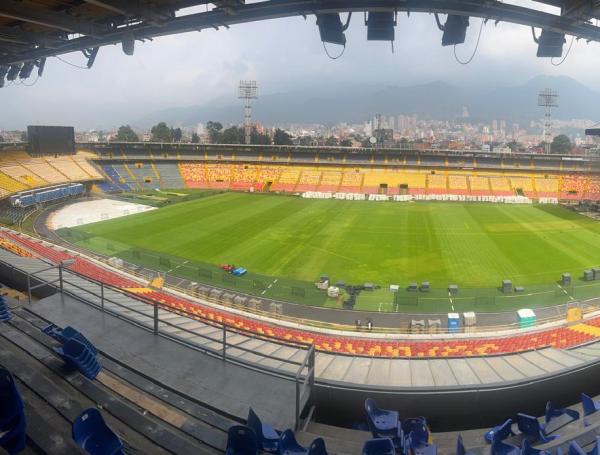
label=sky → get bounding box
[1,1,599,130]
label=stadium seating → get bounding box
[448,175,469,195]
[469,175,492,196]
[47,156,92,181]
[153,162,185,189]
[226,425,258,455]
[0,366,27,455]
[72,408,124,455]
[247,407,279,453]
[426,173,447,194]
[489,176,514,196]
[362,438,395,455]
[272,168,301,192]
[296,169,322,192]
[318,171,342,192]
[129,162,160,189]
[365,398,400,439]
[54,338,102,379]
[535,177,559,198]
[338,171,363,193]
[279,429,308,454]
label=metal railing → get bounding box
[2,256,316,429]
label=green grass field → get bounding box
[60,192,600,312]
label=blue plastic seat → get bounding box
[545,401,579,425]
[517,413,558,443]
[362,438,395,455]
[0,367,26,455]
[55,338,102,380]
[0,297,11,323]
[308,438,327,455]
[491,430,519,455]
[582,394,600,418]
[568,436,600,455]
[247,407,278,453]
[402,417,429,446]
[72,408,123,455]
[226,425,258,455]
[44,325,98,355]
[521,439,551,455]
[485,419,514,444]
[364,398,399,439]
[406,430,437,455]
[457,435,476,455]
[279,429,308,455]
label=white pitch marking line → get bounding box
[557,283,575,301]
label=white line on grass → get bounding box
[557,283,575,301]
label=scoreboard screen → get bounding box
[586,128,600,136]
[27,125,75,155]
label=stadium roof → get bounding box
[1,0,600,85]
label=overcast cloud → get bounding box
[1,1,599,130]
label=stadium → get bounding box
[2,1,600,455]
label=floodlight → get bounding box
[122,33,135,56]
[442,15,470,46]
[366,12,396,41]
[316,13,347,46]
[37,58,46,77]
[535,29,565,57]
[0,66,8,88]
[6,64,22,81]
[61,259,76,267]
[19,61,34,79]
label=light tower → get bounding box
[538,88,559,154]
[238,80,258,145]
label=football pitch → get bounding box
[60,192,600,313]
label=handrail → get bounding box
[12,255,319,430]
[8,256,313,371]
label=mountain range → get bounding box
[137,75,600,128]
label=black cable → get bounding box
[454,19,485,65]
[551,35,575,66]
[322,41,346,60]
[54,55,90,70]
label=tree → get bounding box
[0,135,4,143]
[206,121,223,143]
[339,139,353,147]
[170,127,182,142]
[551,134,572,154]
[273,128,293,145]
[251,129,271,145]
[115,125,139,142]
[324,136,338,146]
[191,132,200,143]
[297,136,314,146]
[220,126,245,144]
[20,131,27,142]
[150,122,172,142]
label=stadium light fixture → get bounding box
[438,14,470,46]
[36,57,46,77]
[19,61,34,79]
[533,28,566,57]
[0,65,8,88]
[6,63,22,81]
[365,11,396,42]
[316,13,348,46]
[122,33,135,56]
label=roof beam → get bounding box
[82,0,174,24]
[0,1,107,37]
[0,25,62,47]
[2,0,600,66]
